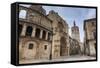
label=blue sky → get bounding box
[43,6,96,42]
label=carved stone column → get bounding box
[32,25,36,37]
[45,32,48,40]
[40,30,43,39]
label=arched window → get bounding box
[48,33,51,40]
[26,26,33,36]
[19,10,27,19]
[28,43,34,49]
[35,28,40,38]
[42,30,46,40]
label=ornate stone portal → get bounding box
[47,10,69,58]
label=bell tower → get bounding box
[71,20,80,42]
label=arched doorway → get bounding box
[60,37,67,56]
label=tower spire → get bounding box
[74,20,76,26]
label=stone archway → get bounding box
[60,37,67,56]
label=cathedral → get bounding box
[18,4,69,64]
[47,10,69,58]
[19,5,53,63]
[18,4,95,64]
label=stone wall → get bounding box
[47,10,69,58]
[19,5,53,62]
[84,18,96,56]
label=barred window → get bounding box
[28,43,34,49]
[44,45,47,50]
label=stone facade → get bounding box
[18,4,95,64]
[47,10,69,58]
[18,5,70,63]
[84,18,96,56]
[69,36,81,55]
[19,5,53,61]
[80,42,84,55]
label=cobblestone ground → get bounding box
[19,55,96,64]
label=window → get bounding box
[92,22,95,26]
[26,26,33,36]
[19,10,27,19]
[42,31,46,40]
[35,28,40,38]
[44,45,47,50]
[18,24,22,36]
[48,33,51,40]
[28,43,34,49]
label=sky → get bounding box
[43,6,96,42]
[19,4,96,42]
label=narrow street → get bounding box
[19,55,96,64]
